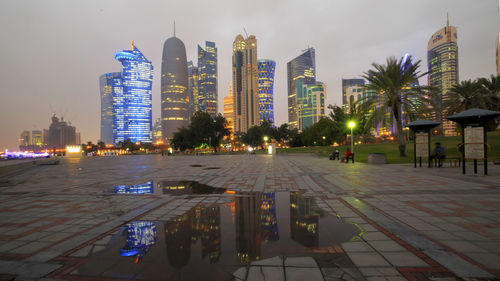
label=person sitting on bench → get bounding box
[341,148,353,163]
[329,149,340,160]
[430,142,446,167]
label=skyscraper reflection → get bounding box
[164,205,222,267]
[120,221,157,263]
[290,192,319,248]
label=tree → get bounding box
[444,80,485,115]
[170,111,230,151]
[478,75,500,111]
[361,56,435,157]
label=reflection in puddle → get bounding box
[111,181,226,195]
[114,182,154,194]
[159,181,226,195]
[75,192,360,281]
[120,221,157,262]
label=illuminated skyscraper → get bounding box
[341,78,365,111]
[427,13,458,136]
[496,33,500,76]
[31,130,42,147]
[257,59,276,124]
[296,80,326,131]
[232,34,259,133]
[114,43,153,143]
[187,61,199,118]
[287,48,316,129]
[198,41,218,116]
[161,35,189,140]
[20,131,30,146]
[100,72,122,144]
[223,84,234,133]
[153,118,162,143]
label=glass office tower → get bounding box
[287,48,316,130]
[100,72,122,144]
[257,59,276,124]
[114,43,153,144]
[198,41,218,117]
[427,14,458,136]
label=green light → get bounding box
[348,121,356,128]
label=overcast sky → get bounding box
[0,0,499,150]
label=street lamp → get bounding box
[348,121,356,153]
[322,136,326,146]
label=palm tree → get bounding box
[444,80,485,115]
[478,75,500,111]
[360,56,435,157]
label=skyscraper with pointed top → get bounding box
[232,34,259,133]
[427,13,458,136]
[161,25,189,140]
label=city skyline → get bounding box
[0,0,499,149]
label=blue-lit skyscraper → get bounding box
[114,43,153,144]
[257,59,276,124]
[197,41,218,117]
[287,48,315,129]
[100,72,122,144]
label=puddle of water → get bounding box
[114,182,154,194]
[73,192,360,281]
[110,181,226,195]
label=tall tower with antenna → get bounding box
[161,23,189,140]
[427,13,458,136]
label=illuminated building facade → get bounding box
[290,192,319,247]
[198,41,218,117]
[161,36,189,140]
[20,131,30,146]
[341,78,365,111]
[100,72,122,144]
[152,118,162,143]
[114,43,153,143]
[232,34,259,133]
[287,48,316,130]
[31,130,42,147]
[296,80,326,131]
[427,14,458,136]
[223,84,234,133]
[187,61,199,118]
[257,59,276,124]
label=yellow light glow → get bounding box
[348,121,356,128]
[66,146,81,153]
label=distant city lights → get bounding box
[1,150,50,159]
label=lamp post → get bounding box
[348,121,356,153]
[322,136,326,146]
[263,136,268,149]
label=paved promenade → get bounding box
[0,154,499,281]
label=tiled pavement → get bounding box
[0,154,499,280]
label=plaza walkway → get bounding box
[0,154,499,281]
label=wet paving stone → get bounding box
[71,192,361,280]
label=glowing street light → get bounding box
[263,136,268,142]
[348,121,356,153]
[322,136,326,146]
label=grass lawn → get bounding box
[276,130,500,164]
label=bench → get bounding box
[432,156,461,167]
[342,153,354,163]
